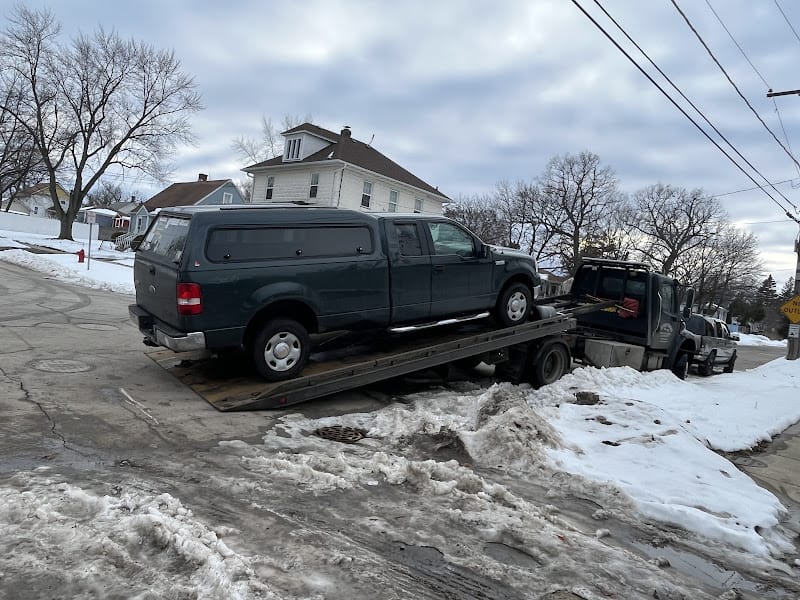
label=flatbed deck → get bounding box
[147,298,611,411]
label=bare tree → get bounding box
[443,193,505,244]
[0,74,44,210]
[84,179,125,208]
[672,224,762,312]
[626,184,724,276]
[232,114,313,166]
[0,5,202,239]
[538,151,621,274]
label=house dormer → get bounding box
[281,127,334,162]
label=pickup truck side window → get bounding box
[394,223,423,256]
[206,226,373,262]
[426,222,475,257]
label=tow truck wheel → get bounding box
[495,282,532,327]
[252,318,310,381]
[672,352,689,380]
[531,341,570,387]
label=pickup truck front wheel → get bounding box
[252,319,310,381]
[495,282,532,327]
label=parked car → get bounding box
[129,205,541,381]
[685,315,738,375]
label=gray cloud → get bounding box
[4,0,800,283]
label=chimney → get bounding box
[340,126,351,139]
[131,194,136,203]
[198,173,208,182]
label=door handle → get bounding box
[433,265,445,272]
[148,266,155,274]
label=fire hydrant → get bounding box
[77,248,85,263]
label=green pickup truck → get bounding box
[129,205,541,381]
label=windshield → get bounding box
[138,215,190,263]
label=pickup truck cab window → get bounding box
[393,222,423,256]
[426,222,476,257]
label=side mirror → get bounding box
[731,333,740,342]
[682,288,695,319]
[479,243,491,259]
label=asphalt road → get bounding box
[0,259,797,599]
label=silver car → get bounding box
[686,315,738,375]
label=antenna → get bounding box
[368,134,375,147]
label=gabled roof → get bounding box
[17,182,68,198]
[243,123,449,200]
[144,179,232,211]
[108,201,143,216]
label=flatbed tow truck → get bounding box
[147,296,613,411]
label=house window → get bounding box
[284,138,301,161]
[136,216,145,231]
[414,198,423,213]
[265,176,274,200]
[222,192,233,205]
[309,173,319,199]
[388,190,398,212]
[361,181,372,208]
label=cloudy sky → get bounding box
[4,0,800,284]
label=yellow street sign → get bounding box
[781,295,800,324]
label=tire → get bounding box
[531,341,571,387]
[671,352,689,380]
[495,282,533,328]
[698,350,716,377]
[723,351,736,374]
[251,319,310,382]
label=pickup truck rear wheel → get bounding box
[495,282,532,327]
[252,319,310,381]
[531,341,570,387]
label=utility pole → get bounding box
[765,89,800,360]
[788,228,800,360]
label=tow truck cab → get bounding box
[566,258,699,378]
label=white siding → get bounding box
[250,165,445,213]
[251,167,339,206]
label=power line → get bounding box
[670,0,800,188]
[705,0,800,179]
[578,0,799,221]
[713,178,797,197]
[592,0,799,214]
[774,0,800,46]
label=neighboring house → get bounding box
[539,269,570,297]
[109,200,151,235]
[143,174,245,214]
[13,183,70,218]
[77,207,117,228]
[242,123,450,214]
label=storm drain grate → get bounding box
[313,425,367,444]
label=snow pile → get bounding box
[0,471,280,599]
[737,332,787,347]
[227,360,799,562]
[0,248,134,295]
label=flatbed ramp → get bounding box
[147,312,588,411]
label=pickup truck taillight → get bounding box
[176,283,202,315]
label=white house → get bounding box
[241,123,449,214]
[12,182,70,218]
